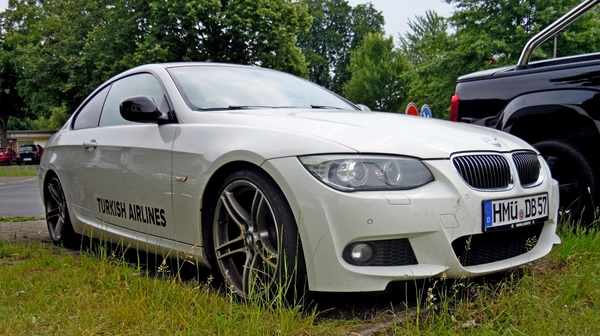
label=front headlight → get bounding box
[299,155,434,192]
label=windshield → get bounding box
[167,65,357,111]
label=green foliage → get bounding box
[390,0,600,120]
[0,11,28,145]
[3,0,600,128]
[399,11,458,119]
[0,0,312,133]
[0,165,38,177]
[447,0,600,64]
[0,241,352,335]
[34,105,68,131]
[344,33,410,112]
[297,0,384,93]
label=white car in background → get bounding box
[39,63,560,298]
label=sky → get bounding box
[0,0,454,37]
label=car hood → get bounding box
[187,109,533,159]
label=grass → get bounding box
[1,221,599,334]
[391,223,600,335]
[0,165,38,177]
[0,217,44,222]
[0,239,358,335]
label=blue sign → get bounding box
[421,105,432,118]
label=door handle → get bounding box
[83,140,98,151]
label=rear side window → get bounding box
[73,86,110,130]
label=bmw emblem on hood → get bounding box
[483,138,502,147]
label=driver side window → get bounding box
[99,73,166,127]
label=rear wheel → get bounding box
[205,168,306,301]
[45,176,78,247]
[534,139,599,225]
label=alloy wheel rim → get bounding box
[46,177,66,241]
[213,180,280,297]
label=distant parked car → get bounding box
[0,147,18,165]
[18,144,42,165]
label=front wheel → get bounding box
[45,176,78,247]
[534,139,599,225]
[205,168,306,301]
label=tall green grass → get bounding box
[392,223,600,335]
[2,221,599,335]
[0,239,357,335]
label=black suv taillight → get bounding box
[450,94,459,122]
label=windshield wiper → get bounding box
[310,105,345,110]
[198,105,275,111]
[197,105,347,111]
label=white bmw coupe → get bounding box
[39,63,560,298]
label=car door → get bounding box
[80,72,177,242]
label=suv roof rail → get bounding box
[516,0,600,69]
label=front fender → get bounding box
[499,89,600,130]
[497,90,600,144]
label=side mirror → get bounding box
[120,96,170,123]
[356,104,372,111]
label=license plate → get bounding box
[483,193,549,232]
[23,158,31,161]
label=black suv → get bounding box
[18,144,42,165]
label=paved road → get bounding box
[0,177,45,217]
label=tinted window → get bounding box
[73,86,110,130]
[99,73,166,127]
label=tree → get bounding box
[0,6,28,145]
[395,1,600,119]
[333,3,385,93]
[0,0,312,134]
[297,0,383,92]
[344,33,410,112]
[0,45,28,146]
[399,11,459,119]
[447,0,600,65]
[133,0,311,75]
[2,0,108,118]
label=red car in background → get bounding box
[0,147,18,165]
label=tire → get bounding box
[45,175,78,247]
[534,139,599,225]
[9,157,16,165]
[204,168,306,301]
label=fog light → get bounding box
[350,243,374,263]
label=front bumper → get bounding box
[262,156,560,292]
